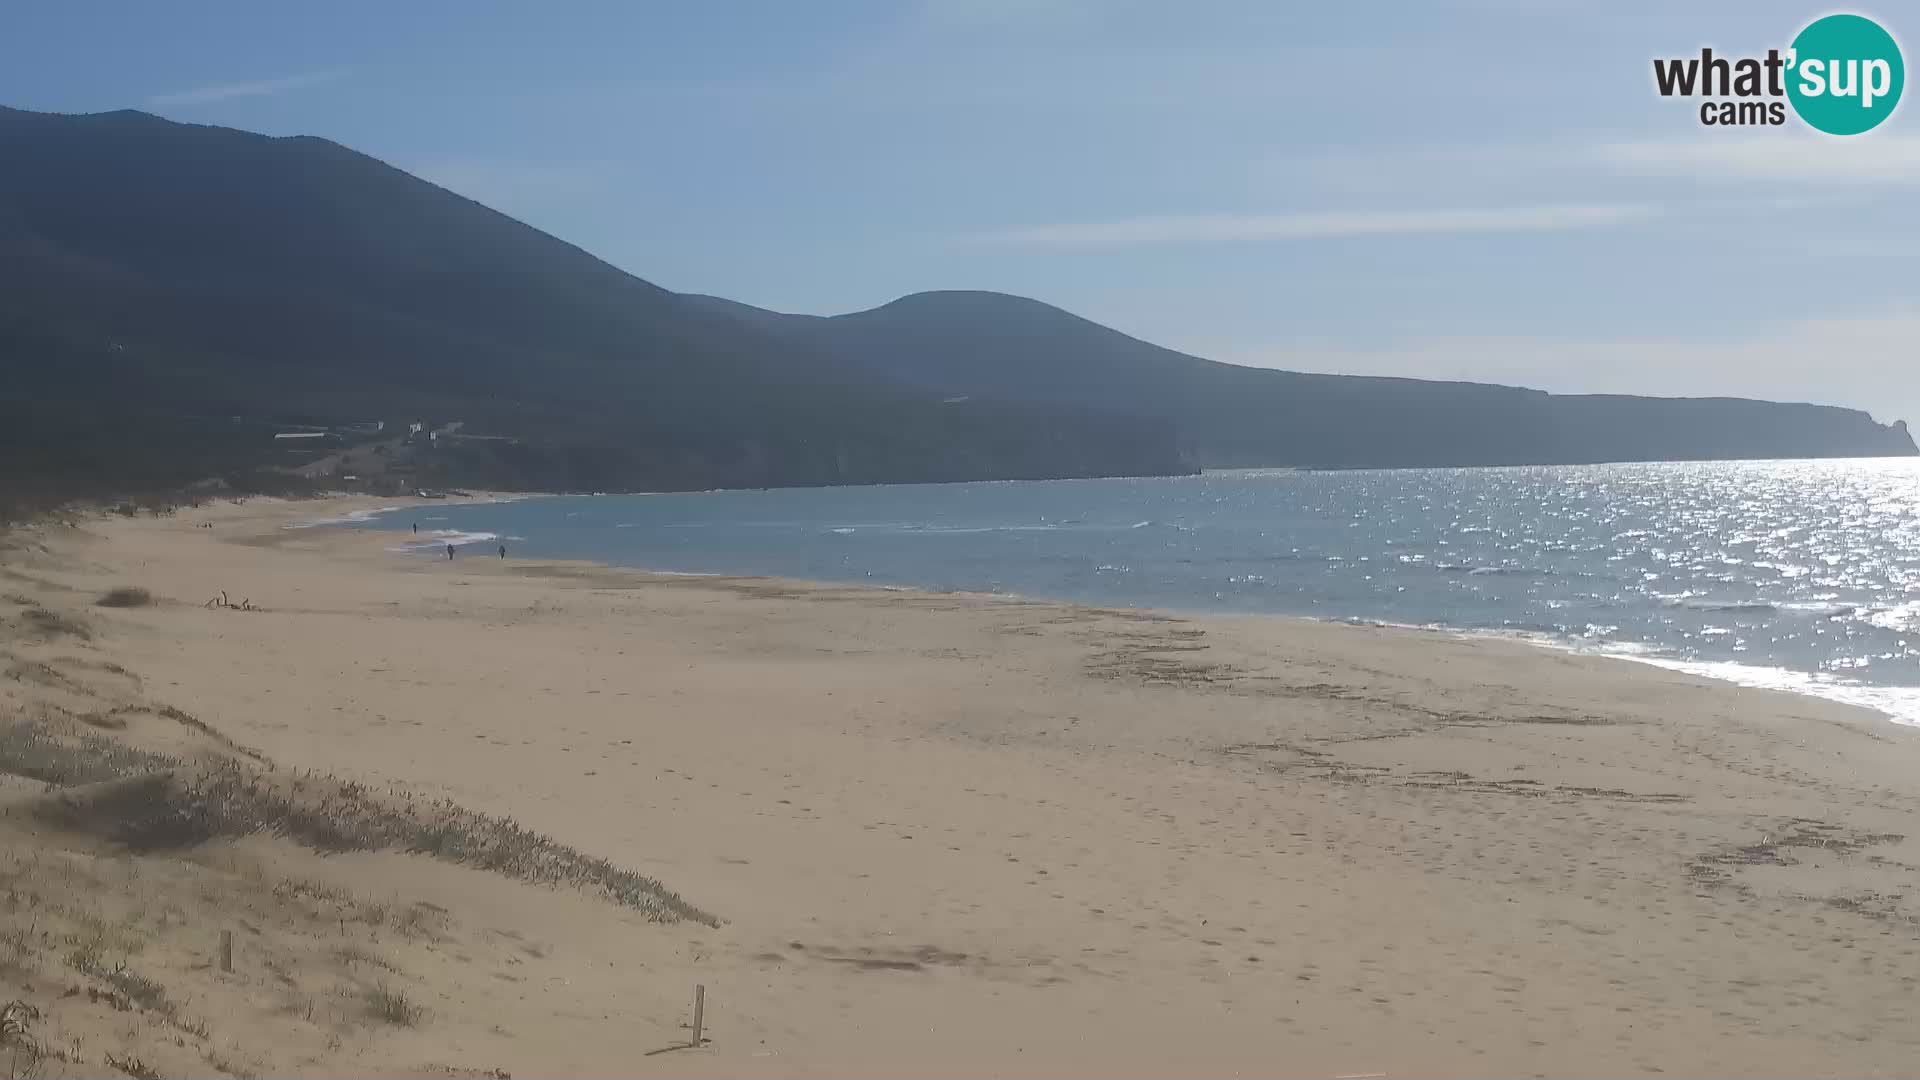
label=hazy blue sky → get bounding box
[5,1,1916,426]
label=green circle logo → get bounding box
[1787,14,1904,135]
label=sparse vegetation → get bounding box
[102,964,169,1014]
[4,720,712,925]
[0,564,717,1075]
[202,1050,259,1080]
[271,878,348,905]
[139,705,265,762]
[55,766,713,924]
[0,920,33,978]
[0,838,452,1080]
[0,720,180,788]
[391,902,446,940]
[95,588,153,609]
[2,659,84,694]
[365,983,423,1027]
[17,607,90,641]
[332,943,396,973]
[77,711,129,731]
[62,936,103,975]
[105,1051,161,1080]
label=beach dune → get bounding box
[4,495,1920,1078]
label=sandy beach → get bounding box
[5,494,1920,1078]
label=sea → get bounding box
[329,458,1920,725]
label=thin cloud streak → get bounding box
[1594,136,1920,184]
[146,68,351,108]
[960,204,1659,250]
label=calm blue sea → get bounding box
[332,459,1920,724]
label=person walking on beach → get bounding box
[498,543,507,560]
[446,542,455,560]
[412,522,418,534]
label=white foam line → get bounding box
[284,505,404,529]
[1617,654,1920,728]
[287,492,533,530]
[386,529,502,553]
[1439,625,1920,728]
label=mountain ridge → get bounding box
[0,106,1193,503]
[0,105,1910,510]
[681,290,1915,468]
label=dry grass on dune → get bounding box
[11,606,91,644]
[0,824,479,1080]
[1,718,712,927]
[94,587,154,610]
[0,572,709,1079]
[0,720,175,789]
[365,983,426,1027]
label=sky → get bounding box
[4,0,1916,426]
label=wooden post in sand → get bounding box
[692,984,705,1046]
[219,930,233,973]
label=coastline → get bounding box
[1444,624,1920,729]
[8,493,1920,1076]
[331,496,1920,731]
